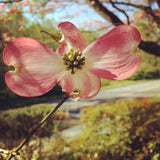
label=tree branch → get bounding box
[40,30,61,43]
[139,40,160,57]
[109,0,130,24]
[86,0,160,57]
[86,0,124,26]
[111,1,160,26]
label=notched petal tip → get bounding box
[83,24,142,81]
[116,25,141,43]
[58,21,87,51]
[69,90,81,101]
[60,70,101,100]
[3,37,62,97]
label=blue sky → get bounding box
[46,3,108,30]
[21,2,108,31]
[43,1,134,31]
[1,0,138,31]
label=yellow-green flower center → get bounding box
[63,49,85,74]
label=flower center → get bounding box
[63,49,85,74]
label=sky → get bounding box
[46,2,109,30]
[0,0,139,31]
[43,1,134,31]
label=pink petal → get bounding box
[91,54,142,80]
[58,21,87,53]
[56,42,68,56]
[84,25,142,80]
[60,70,101,99]
[3,37,64,97]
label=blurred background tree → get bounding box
[0,0,160,109]
[1,0,160,55]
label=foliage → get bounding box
[1,98,160,160]
[0,104,70,149]
[51,98,160,160]
[78,98,160,160]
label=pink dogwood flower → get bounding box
[3,22,141,99]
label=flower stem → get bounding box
[6,93,69,160]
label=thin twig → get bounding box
[6,93,69,160]
[40,30,61,44]
[109,0,130,25]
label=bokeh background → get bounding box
[0,0,160,160]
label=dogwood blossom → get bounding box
[3,22,141,99]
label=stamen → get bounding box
[70,90,81,101]
[63,49,85,74]
[76,56,81,61]
[73,61,78,65]
[68,55,74,61]
[67,61,72,65]
[70,48,74,55]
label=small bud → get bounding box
[80,61,85,65]
[69,55,74,61]
[81,57,85,61]
[63,54,69,61]
[77,65,83,70]
[78,51,82,56]
[63,61,68,65]
[70,48,74,54]
[73,67,78,72]
[76,56,81,61]
[73,61,78,65]
[63,53,67,57]
[67,61,72,65]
